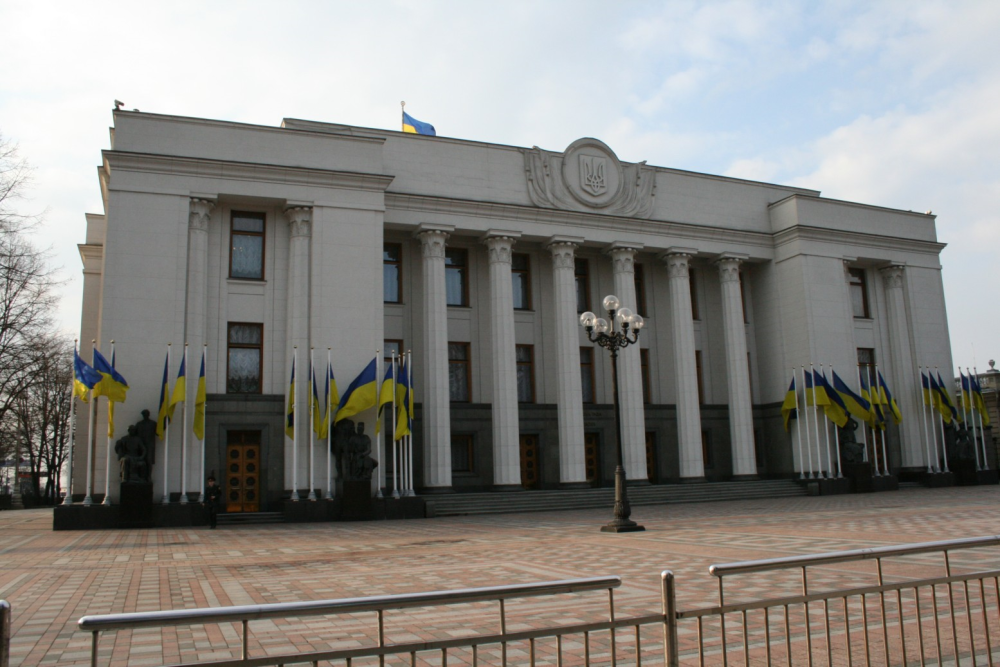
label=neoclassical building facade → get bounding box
[73,110,954,509]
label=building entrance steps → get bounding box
[426,478,805,516]
[216,511,285,526]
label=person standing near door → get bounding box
[204,475,222,528]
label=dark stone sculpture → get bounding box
[115,425,149,483]
[333,419,378,482]
[838,417,866,465]
[135,409,157,470]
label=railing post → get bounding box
[661,571,678,667]
[0,600,10,667]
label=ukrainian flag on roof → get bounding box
[402,111,436,136]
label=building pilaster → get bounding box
[661,249,705,480]
[547,237,587,485]
[285,206,312,496]
[716,254,756,478]
[880,265,923,469]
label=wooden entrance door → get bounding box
[585,432,601,487]
[519,434,539,489]
[226,431,261,513]
[645,431,658,484]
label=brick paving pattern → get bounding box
[1,486,999,667]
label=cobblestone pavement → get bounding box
[2,486,999,667]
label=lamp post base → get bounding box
[601,466,645,533]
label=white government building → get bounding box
[73,109,955,511]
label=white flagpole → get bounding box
[801,366,814,478]
[180,344,189,504]
[391,353,400,498]
[875,365,890,476]
[935,369,950,473]
[162,343,172,504]
[792,369,804,479]
[102,340,116,506]
[974,367,989,469]
[64,340,80,505]
[830,365,844,479]
[867,366,882,475]
[918,366,934,473]
[83,340,97,506]
[326,348,333,500]
[967,367,985,470]
[961,367,980,470]
[820,364,834,478]
[856,368,869,464]
[406,350,414,496]
[291,346,299,501]
[198,345,207,502]
[376,350,383,499]
[308,348,317,500]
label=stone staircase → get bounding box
[425,479,807,517]
[217,511,286,526]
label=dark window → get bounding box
[640,349,650,404]
[383,243,402,303]
[445,248,468,306]
[575,258,590,313]
[740,273,749,323]
[689,268,700,321]
[516,345,535,403]
[581,347,595,403]
[634,263,647,317]
[849,268,870,318]
[452,434,474,473]
[702,430,714,469]
[857,348,876,385]
[512,253,531,310]
[230,212,265,280]
[695,350,705,405]
[227,323,263,394]
[384,340,402,363]
[448,343,470,402]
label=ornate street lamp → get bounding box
[580,295,646,533]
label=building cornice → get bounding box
[769,192,936,221]
[773,224,946,256]
[102,151,395,193]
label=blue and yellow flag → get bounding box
[394,357,411,441]
[92,349,129,403]
[402,111,436,136]
[73,348,102,403]
[860,373,884,430]
[311,362,324,438]
[928,373,950,424]
[321,361,339,439]
[169,354,186,408]
[336,357,378,423]
[879,371,903,425]
[285,357,296,440]
[973,375,990,426]
[805,370,829,407]
[832,370,871,425]
[960,372,972,411]
[376,361,395,435]
[156,352,174,438]
[921,372,932,407]
[934,371,958,424]
[818,371,849,428]
[781,377,797,432]
[193,350,207,440]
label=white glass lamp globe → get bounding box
[579,311,596,328]
[631,314,645,330]
[594,318,609,334]
[602,295,620,312]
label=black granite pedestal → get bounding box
[844,462,874,493]
[119,482,154,528]
[340,480,374,521]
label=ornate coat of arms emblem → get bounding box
[580,155,606,196]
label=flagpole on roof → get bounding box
[400,101,406,131]
[83,340,98,506]
[63,340,79,505]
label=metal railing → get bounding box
[663,535,1000,666]
[1,600,10,667]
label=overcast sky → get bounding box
[1,0,997,373]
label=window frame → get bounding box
[516,344,535,403]
[448,342,471,402]
[849,268,871,319]
[229,211,266,281]
[226,322,264,395]
[383,339,403,363]
[511,252,532,311]
[445,247,469,307]
[451,434,475,473]
[575,258,591,314]
[383,243,402,304]
[580,346,596,404]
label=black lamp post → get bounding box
[580,295,645,533]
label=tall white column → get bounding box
[185,198,213,497]
[880,265,923,468]
[417,225,453,490]
[547,238,587,485]
[716,254,757,478]
[285,206,312,498]
[606,243,647,482]
[661,249,705,480]
[483,232,522,488]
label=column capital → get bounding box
[546,236,583,270]
[715,253,747,283]
[604,240,644,254]
[284,206,312,238]
[659,247,698,277]
[482,234,517,264]
[880,264,906,289]
[189,198,215,231]
[606,246,639,275]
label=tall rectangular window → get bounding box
[512,253,531,310]
[384,340,402,362]
[695,350,705,404]
[230,212,265,280]
[740,274,749,323]
[575,258,590,313]
[849,268,870,318]
[516,345,535,403]
[689,268,700,321]
[227,323,263,394]
[383,243,402,303]
[445,248,469,306]
[580,347,595,403]
[640,349,651,404]
[448,342,471,402]
[452,434,474,473]
[857,348,876,385]
[634,263,647,316]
